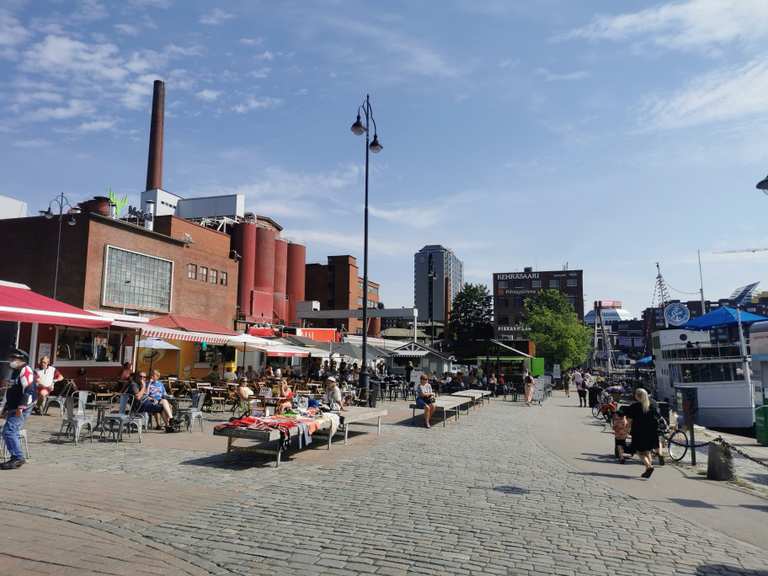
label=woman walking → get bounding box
[574,371,586,407]
[624,388,660,478]
[523,371,535,406]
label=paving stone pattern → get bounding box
[2,403,768,575]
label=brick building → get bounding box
[0,202,238,326]
[493,267,584,340]
[305,255,381,336]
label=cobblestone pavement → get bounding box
[2,401,768,575]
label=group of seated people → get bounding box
[233,376,346,417]
[123,369,177,431]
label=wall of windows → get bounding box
[103,246,173,313]
[55,327,123,364]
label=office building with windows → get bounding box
[493,267,584,340]
[305,255,381,336]
[414,245,463,324]
[0,199,239,327]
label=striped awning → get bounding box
[113,321,232,345]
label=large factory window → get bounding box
[103,246,172,313]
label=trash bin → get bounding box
[756,405,768,447]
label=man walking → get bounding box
[1,348,34,469]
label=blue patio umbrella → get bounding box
[683,306,768,330]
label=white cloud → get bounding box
[325,17,459,79]
[26,99,93,122]
[564,0,768,52]
[199,8,234,26]
[128,0,173,7]
[75,0,108,21]
[250,67,271,79]
[76,119,115,132]
[535,67,589,82]
[196,89,221,102]
[287,229,407,257]
[232,96,282,113]
[240,37,263,46]
[22,35,128,81]
[641,59,768,129]
[0,10,29,46]
[114,23,140,36]
[255,50,274,61]
[12,138,51,148]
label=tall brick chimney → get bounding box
[145,79,165,191]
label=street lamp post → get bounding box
[40,193,80,300]
[350,94,383,406]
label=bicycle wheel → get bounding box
[666,430,688,462]
[591,404,601,419]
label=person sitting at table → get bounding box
[33,355,64,415]
[147,369,175,429]
[206,365,221,385]
[128,370,174,430]
[223,366,237,383]
[416,374,437,428]
[235,377,255,416]
[276,380,294,414]
[323,376,344,411]
[245,365,258,381]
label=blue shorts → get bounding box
[416,397,433,409]
[140,400,164,414]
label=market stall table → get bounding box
[213,413,335,467]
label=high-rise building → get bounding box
[414,245,463,324]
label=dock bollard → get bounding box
[706,440,734,481]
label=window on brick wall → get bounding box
[209,269,218,285]
[187,263,197,280]
[200,266,208,283]
[220,271,228,286]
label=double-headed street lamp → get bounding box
[39,193,80,300]
[350,94,383,405]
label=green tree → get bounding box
[524,289,590,370]
[448,283,494,359]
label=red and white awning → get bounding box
[113,321,232,345]
[0,282,111,329]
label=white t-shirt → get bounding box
[35,366,61,390]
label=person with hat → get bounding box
[323,376,343,411]
[1,349,35,469]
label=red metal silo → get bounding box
[253,227,276,321]
[286,242,306,326]
[273,238,288,323]
[233,222,257,319]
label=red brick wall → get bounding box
[84,216,238,326]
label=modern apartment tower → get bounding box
[414,245,464,324]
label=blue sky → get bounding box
[3,0,768,317]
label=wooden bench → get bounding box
[337,407,388,444]
[409,396,471,427]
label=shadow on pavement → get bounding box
[571,471,636,480]
[493,485,529,495]
[696,566,768,576]
[668,498,718,509]
[740,504,768,513]
[181,452,277,470]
